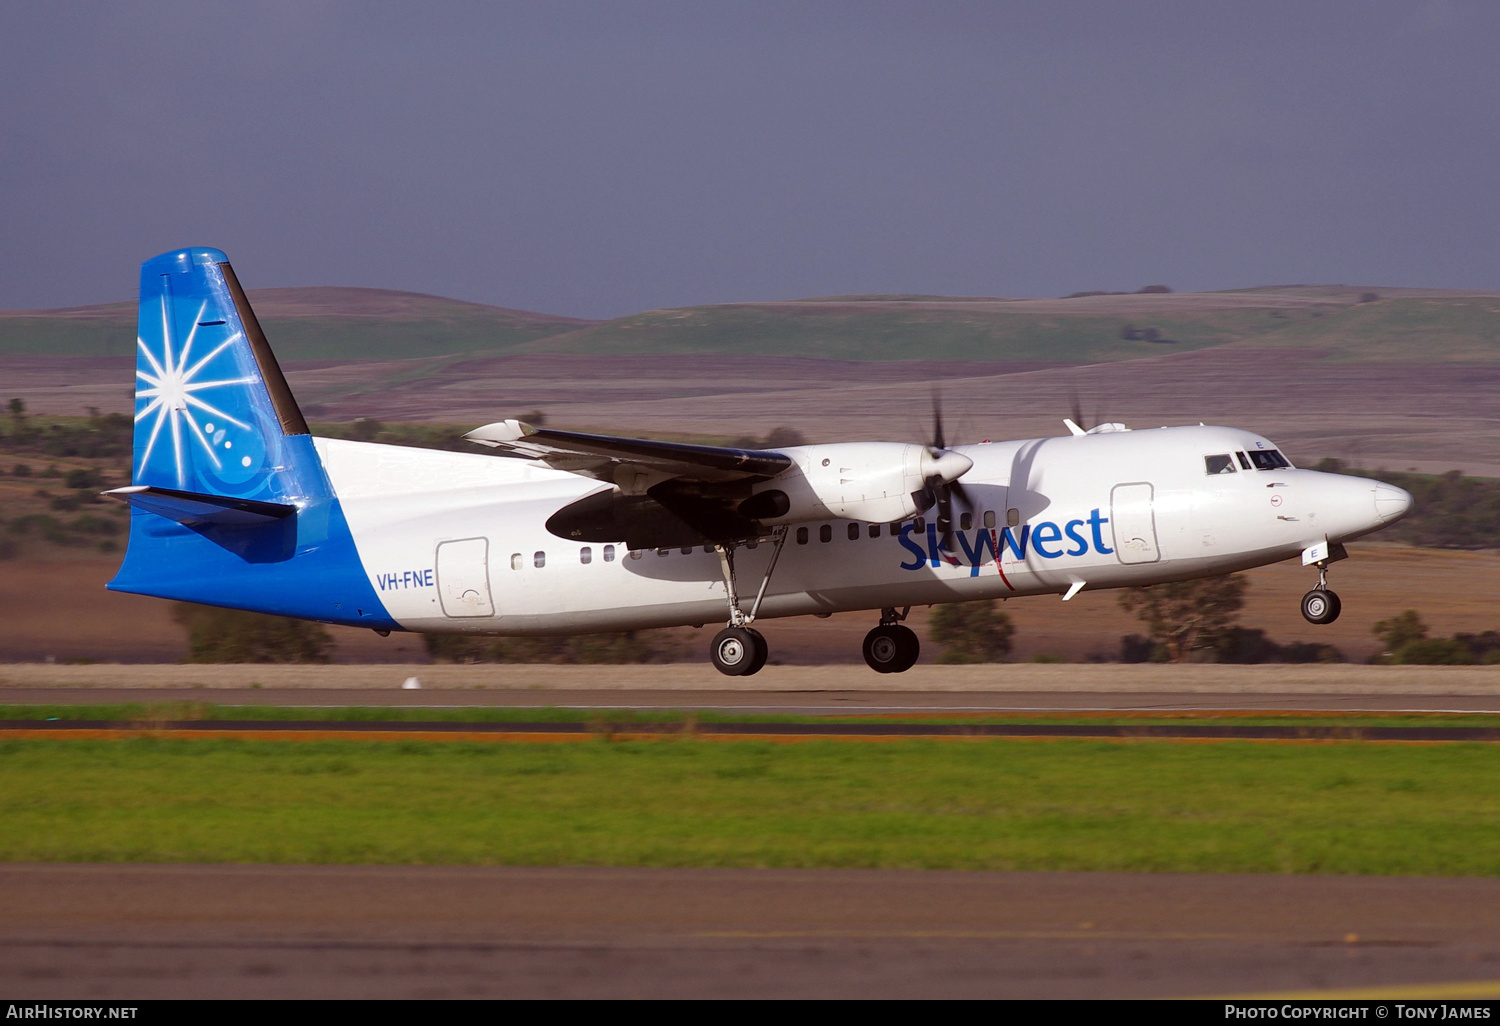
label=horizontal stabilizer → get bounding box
[103,485,297,526]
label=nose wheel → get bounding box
[864,608,920,673]
[711,626,769,676]
[1300,558,1342,625]
[1301,588,1342,625]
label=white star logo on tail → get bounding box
[135,295,256,487]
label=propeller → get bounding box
[1064,390,1096,436]
[922,392,974,556]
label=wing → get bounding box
[464,420,794,484]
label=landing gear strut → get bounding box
[863,607,920,674]
[708,528,788,676]
[1300,559,1343,625]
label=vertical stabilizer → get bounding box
[111,249,395,630]
[133,248,324,501]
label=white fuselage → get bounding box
[316,424,1406,636]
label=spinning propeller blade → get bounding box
[924,391,974,557]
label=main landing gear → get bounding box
[863,607,920,674]
[705,534,922,675]
[708,528,788,677]
[1300,556,1343,625]
[710,626,769,676]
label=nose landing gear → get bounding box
[1300,558,1343,625]
[863,607,920,673]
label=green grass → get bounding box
[5,703,1500,728]
[3,737,1500,874]
[1259,297,1500,363]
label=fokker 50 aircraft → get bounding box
[108,249,1414,674]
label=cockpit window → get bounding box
[1204,454,1237,475]
[1236,452,1252,470]
[1248,449,1292,470]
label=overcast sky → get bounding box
[2,1,1497,317]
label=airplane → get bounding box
[106,248,1415,674]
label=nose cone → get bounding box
[1374,483,1413,524]
[921,448,973,484]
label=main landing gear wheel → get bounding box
[1301,588,1342,625]
[863,624,920,674]
[711,626,768,676]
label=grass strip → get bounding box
[2,704,1500,729]
[6,720,1500,742]
[2,736,1499,874]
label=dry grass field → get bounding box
[6,346,1499,477]
[1,542,1492,667]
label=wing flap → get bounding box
[465,420,794,483]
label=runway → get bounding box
[2,864,1498,999]
[7,687,1500,714]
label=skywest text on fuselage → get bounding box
[899,508,1113,576]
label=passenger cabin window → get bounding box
[1205,454,1237,475]
[534,551,546,568]
[869,524,881,538]
[796,527,809,545]
[657,548,669,557]
[960,512,972,531]
[681,546,693,555]
[820,524,832,543]
[983,510,996,530]
[848,523,860,541]
[1248,450,1292,471]
[1006,508,1020,528]
[629,548,643,560]
[603,545,615,562]
[914,517,925,532]
[1236,452,1252,470]
[510,553,523,570]
[580,546,592,564]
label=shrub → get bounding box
[422,630,671,664]
[1276,641,1346,664]
[1119,633,1163,663]
[1373,610,1428,661]
[64,468,103,489]
[1392,638,1475,665]
[929,601,1015,663]
[1118,575,1248,662]
[172,603,333,663]
[1213,627,1344,664]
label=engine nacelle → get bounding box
[741,442,971,525]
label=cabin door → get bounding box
[1110,483,1161,565]
[436,537,495,617]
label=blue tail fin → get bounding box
[131,247,323,501]
[109,248,395,630]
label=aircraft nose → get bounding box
[1373,483,1413,524]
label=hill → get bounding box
[0,287,594,360]
[3,284,1499,363]
[519,286,1500,363]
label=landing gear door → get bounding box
[436,538,495,617]
[1110,483,1160,565]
